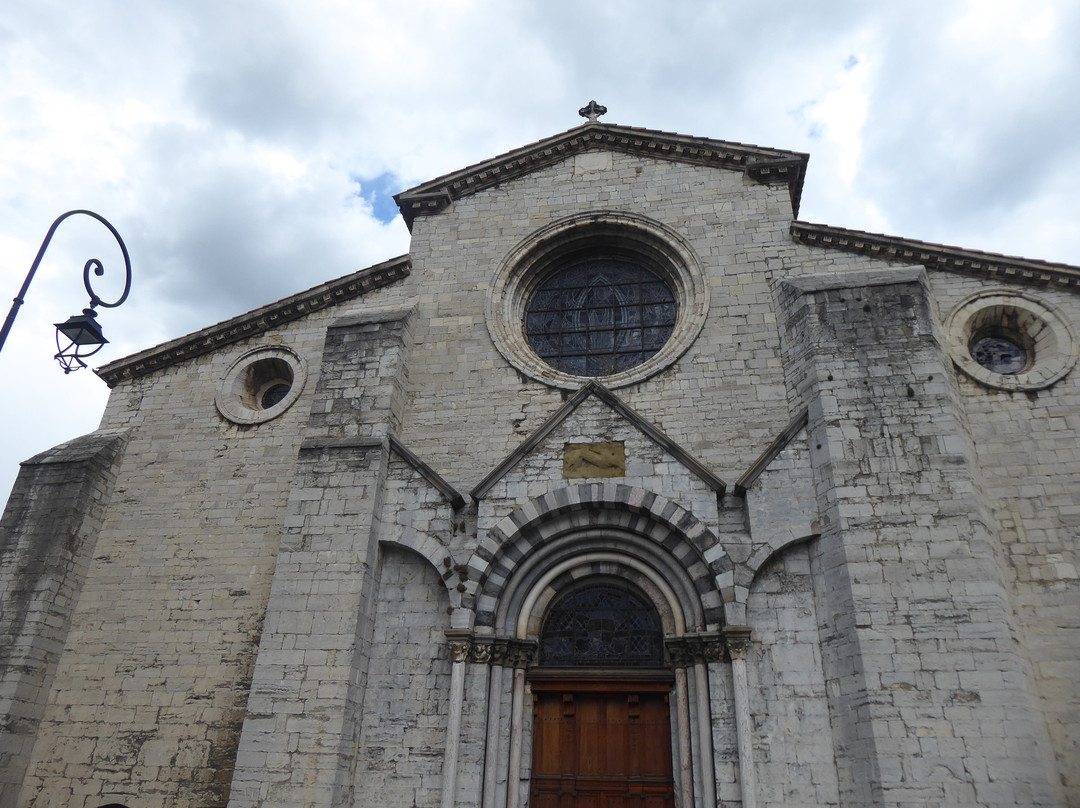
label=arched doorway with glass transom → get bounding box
[529,580,676,808]
[466,485,731,808]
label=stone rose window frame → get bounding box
[945,289,1078,391]
[215,345,308,425]
[487,211,709,390]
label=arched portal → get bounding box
[469,488,728,808]
[529,581,676,808]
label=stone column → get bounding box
[504,641,534,808]
[441,630,473,808]
[724,627,755,808]
[666,640,696,808]
[480,640,505,808]
[695,634,724,808]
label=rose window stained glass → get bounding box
[539,585,664,668]
[970,334,1029,375]
[524,260,677,376]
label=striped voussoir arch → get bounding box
[465,483,735,629]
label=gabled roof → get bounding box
[470,380,727,501]
[96,256,410,387]
[791,222,1080,291]
[394,121,809,229]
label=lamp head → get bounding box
[54,308,107,373]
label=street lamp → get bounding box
[0,210,132,373]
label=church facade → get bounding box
[2,111,1079,808]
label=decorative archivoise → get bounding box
[2,105,1079,808]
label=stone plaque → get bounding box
[563,441,625,478]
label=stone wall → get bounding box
[930,274,1080,800]
[746,544,839,807]
[399,151,802,490]
[0,432,127,807]
[354,545,452,808]
[778,267,1062,806]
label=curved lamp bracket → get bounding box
[0,209,133,372]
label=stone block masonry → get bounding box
[228,311,415,807]
[226,437,388,808]
[3,123,1078,808]
[353,545,452,808]
[0,432,127,808]
[779,267,1061,807]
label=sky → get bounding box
[1,0,1079,502]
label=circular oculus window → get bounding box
[969,332,1030,375]
[524,259,677,377]
[216,346,308,424]
[945,290,1077,391]
[488,212,708,389]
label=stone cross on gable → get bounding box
[579,100,607,123]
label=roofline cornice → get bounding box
[95,255,411,388]
[395,123,809,228]
[791,222,1080,292]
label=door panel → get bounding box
[530,689,674,808]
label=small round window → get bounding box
[524,260,677,377]
[248,358,294,409]
[216,346,307,425]
[260,381,293,408]
[945,290,1077,391]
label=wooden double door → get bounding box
[529,677,675,808]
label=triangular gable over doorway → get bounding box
[470,380,726,501]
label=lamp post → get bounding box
[0,210,132,373]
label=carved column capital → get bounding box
[489,638,510,667]
[690,632,726,664]
[445,629,473,663]
[669,632,727,666]
[488,637,531,667]
[505,638,537,669]
[470,639,493,664]
[449,640,472,663]
[665,637,694,669]
[722,626,753,661]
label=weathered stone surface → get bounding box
[0,432,128,808]
[562,441,626,479]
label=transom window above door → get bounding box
[539,584,664,668]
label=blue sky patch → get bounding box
[354,172,401,223]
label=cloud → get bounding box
[1,0,1079,502]
[126,122,405,326]
[855,2,1080,256]
[182,4,357,144]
